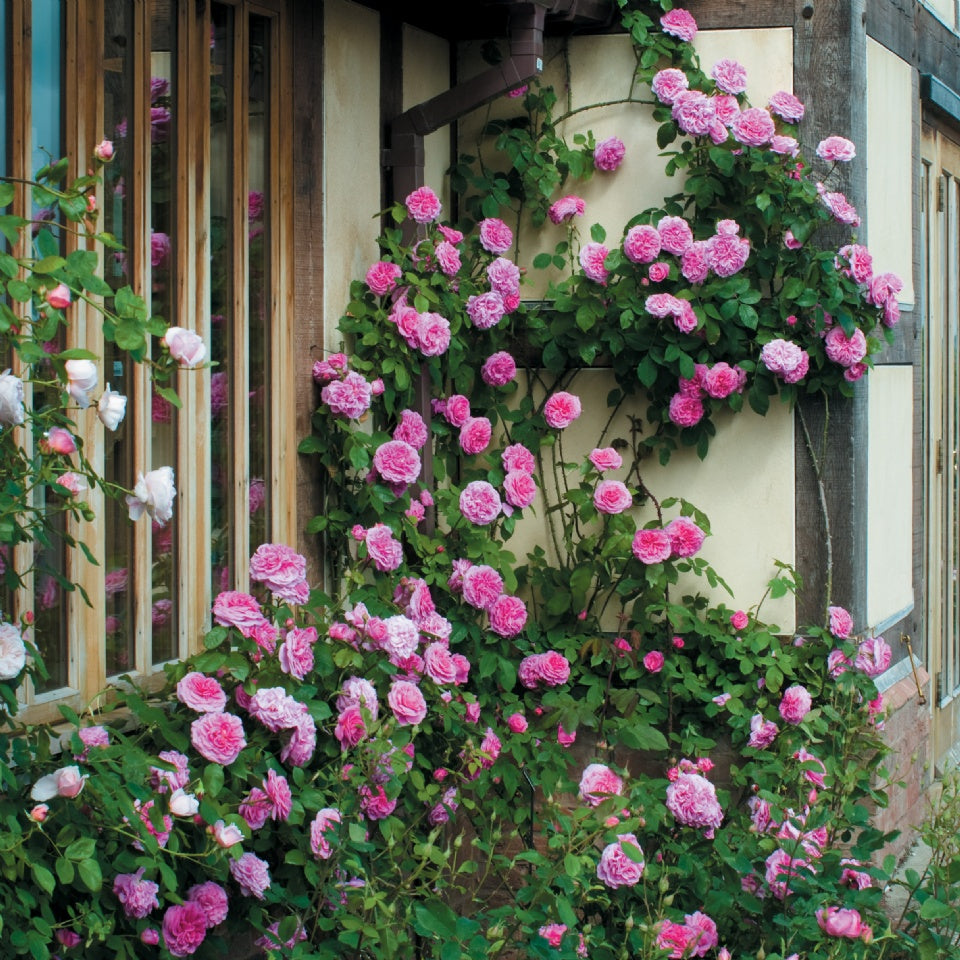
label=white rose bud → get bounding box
[0,370,25,427]
[0,621,27,680]
[97,384,127,431]
[163,326,206,368]
[168,788,200,817]
[126,465,176,526]
[64,358,98,408]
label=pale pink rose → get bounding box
[817,906,865,939]
[460,480,502,525]
[660,7,697,41]
[98,384,127,430]
[163,326,206,368]
[443,394,472,427]
[249,687,304,732]
[382,615,420,659]
[784,229,803,250]
[336,676,379,720]
[210,819,244,848]
[731,107,775,147]
[281,714,316,766]
[548,194,586,224]
[416,312,451,356]
[657,216,693,255]
[666,771,723,834]
[364,524,403,572]
[544,391,582,428]
[713,93,740,127]
[623,224,661,263]
[828,605,854,640]
[672,90,715,136]
[230,852,271,899]
[42,426,77,455]
[30,765,87,802]
[597,833,644,887]
[648,261,670,282]
[479,218,513,254]
[464,291,505,333]
[589,447,622,471]
[488,594,527,637]
[113,869,160,919]
[707,234,750,277]
[423,642,457,684]
[651,67,689,105]
[388,680,427,725]
[594,479,633,514]
[827,648,852,678]
[538,924,567,947]
[322,371,372,419]
[373,439,421,485]
[669,393,704,428]
[594,136,625,171]
[462,565,504,610]
[405,185,441,222]
[168,788,199,817]
[162,901,207,957]
[249,543,307,603]
[838,243,873,283]
[191,712,246,765]
[393,408,428,449]
[579,763,624,805]
[579,242,609,284]
[768,90,805,122]
[824,326,867,367]
[778,684,812,724]
[761,339,809,383]
[711,58,747,94]
[126,466,176,525]
[481,350,517,386]
[502,443,535,473]
[817,136,856,162]
[504,469,537,509]
[310,808,341,859]
[821,189,860,225]
[365,260,402,296]
[459,416,492,455]
[854,636,891,676]
[507,712,527,733]
[46,282,72,309]
[187,881,229,928]
[64,358,98,408]
[666,516,705,557]
[486,257,521,297]
[703,362,745,399]
[335,707,367,749]
[211,590,264,637]
[435,241,461,275]
[94,138,114,161]
[748,713,778,748]
[176,672,227,713]
[770,134,799,156]
[643,650,664,673]
[632,527,672,564]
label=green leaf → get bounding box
[77,859,102,892]
[57,348,98,361]
[156,386,182,410]
[590,223,606,244]
[755,193,771,211]
[919,897,954,920]
[709,147,734,175]
[0,182,14,207]
[31,255,66,274]
[532,252,552,270]
[204,763,225,797]
[657,121,677,149]
[637,355,658,388]
[31,864,55,896]
[617,723,668,751]
[65,837,96,861]
[7,279,32,302]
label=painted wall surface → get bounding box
[922,0,958,31]
[866,39,915,306]
[323,0,381,351]
[866,365,914,628]
[403,25,452,213]
[507,369,797,631]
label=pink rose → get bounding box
[365,260,402,296]
[761,339,809,383]
[548,194,586,224]
[114,869,161,919]
[443,394,472,427]
[504,469,537,509]
[770,134,799,156]
[162,902,208,957]
[416,312,451,356]
[176,672,227,713]
[94,138,114,161]
[163,326,206,367]
[212,590,264,636]
[42,426,77,455]
[459,416,493,455]
[651,68,689,105]
[643,650,664,673]
[191,712,246,765]
[364,523,402,572]
[229,852,271,899]
[479,218,513,254]
[310,808,341,859]
[821,189,860,225]
[596,833,644,887]
[730,610,749,631]
[466,290,506,329]
[481,350,517,386]
[187,881,229,928]
[778,684,812,725]
[748,713,778,749]
[828,604,854,639]
[672,90,715,136]
[321,371,372,419]
[648,261,670,282]
[854,636,891,676]
[589,447,622,471]
[488,594,527,637]
[594,136,625,171]
[703,362,745,399]
[710,58,747,94]
[731,107,775,147]
[632,527,672,564]
[838,243,873,284]
[660,7,697,41]
[507,712,527,733]
[335,707,367,749]
[423,642,458,684]
[557,723,577,747]
[579,242,609,284]
[502,443,535,473]
[539,924,567,947]
[713,93,740,127]
[817,136,856,162]
[657,216,693,255]
[579,763,624,806]
[623,224,661,263]
[388,680,427,725]
[462,565,504,610]
[866,271,903,306]
[459,480,502,525]
[486,257,521,297]
[669,393,704,428]
[249,686,304,731]
[817,906,865,939]
[769,90,805,122]
[665,516,705,557]
[541,650,571,686]
[405,185,441,223]
[249,543,308,603]
[594,479,633,514]
[824,326,867,367]
[707,234,750,277]
[360,784,397,820]
[436,240,461,275]
[827,648,852,678]
[665,772,723,834]
[336,676,379,720]
[681,241,710,284]
[373,439,421,485]
[393,408,428,449]
[544,391,582,428]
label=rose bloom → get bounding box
[310,808,341,859]
[651,67,689,105]
[435,240,461,276]
[778,684,812,724]
[443,394,472,427]
[322,371,373,419]
[335,707,367,749]
[424,642,458,684]
[589,447,622,471]
[0,369,25,426]
[210,819,244,848]
[405,185,441,222]
[176,672,227,713]
[660,7,697,41]
[187,881,229,928]
[665,772,724,834]
[393,408,428,449]
[46,282,72,309]
[761,339,809,383]
[769,90,805,122]
[388,680,427,725]
[230,852,271,899]
[365,260,402,296]
[360,784,397,820]
[98,384,127,430]
[162,901,208,957]
[838,243,873,284]
[212,590,263,636]
[126,466,176,525]
[731,107,775,147]
[460,480,502,525]
[748,713,779,749]
[486,257,521,297]
[597,833,645,888]
[249,542,308,603]
[855,635,892,676]
[623,224,661,264]
[730,609,749,631]
[681,241,710,284]
[336,676,379,720]
[462,564,504,610]
[817,906,865,939]
[557,723,577,747]
[703,362,745,399]
[41,426,77,456]
[507,712,527,733]
[249,686,304,731]
[364,523,403,572]
[373,439,421,485]
[632,527,672,565]
[666,516,705,557]
[163,326,206,368]
[828,604,854,639]
[548,194,585,224]
[827,648,852,678]
[672,90,715,136]
[191,712,247,766]
[817,135,856,162]
[643,650,664,673]
[538,924,567,948]
[479,217,513,254]
[504,469,537,509]
[824,326,867,367]
[114,869,160,919]
[657,216,693,255]
[821,189,861,225]
[594,136,625,171]
[481,350,517,386]
[466,290,506,329]
[503,443,535,473]
[594,479,633,515]
[669,393,704,428]
[416,312,451,356]
[579,241,609,284]
[64,358,98,408]
[459,416,492,455]
[770,134,799,156]
[708,234,750,277]
[711,58,747,94]
[544,391,582,428]
[578,763,624,806]
[488,594,528,637]
[647,261,669,283]
[0,622,27,680]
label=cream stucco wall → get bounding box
[866,365,914,628]
[403,25,452,213]
[866,39,915,306]
[923,0,958,31]
[323,0,382,351]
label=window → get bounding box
[2,0,295,721]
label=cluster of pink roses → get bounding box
[315,352,384,420]
[449,558,529,638]
[665,760,724,837]
[631,516,706,565]
[668,359,747,428]
[655,911,718,959]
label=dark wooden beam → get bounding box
[867,0,960,91]
[684,0,795,30]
